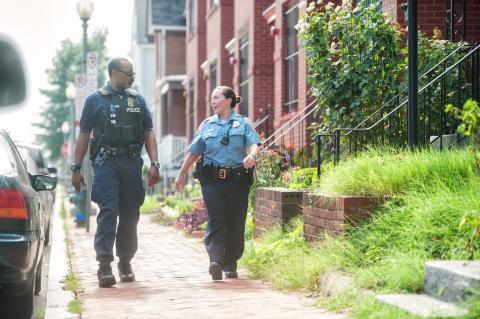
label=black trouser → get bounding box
[200,175,250,272]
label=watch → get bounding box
[70,163,81,172]
[151,161,160,169]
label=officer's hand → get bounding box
[242,154,256,169]
[71,171,84,192]
[175,174,185,192]
[147,167,160,188]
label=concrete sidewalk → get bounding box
[67,211,346,319]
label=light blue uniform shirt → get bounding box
[189,112,260,167]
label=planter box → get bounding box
[303,193,384,242]
[254,187,303,237]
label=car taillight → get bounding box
[0,188,28,219]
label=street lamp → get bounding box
[75,0,94,233]
[76,0,94,74]
[65,83,76,165]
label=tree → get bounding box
[35,29,109,161]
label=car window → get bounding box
[3,133,29,183]
[18,147,40,175]
[0,134,16,174]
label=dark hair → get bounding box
[216,86,242,108]
[107,57,131,77]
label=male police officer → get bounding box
[72,57,160,287]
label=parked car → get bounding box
[16,143,56,245]
[0,129,57,319]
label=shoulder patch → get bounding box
[98,87,110,96]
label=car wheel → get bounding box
[1,282,34,319]
[34,256,43,295]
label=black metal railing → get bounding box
[260,99,318,168]
[316,43,480,172]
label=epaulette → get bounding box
[126,88,138,96]
[98,87,110,96]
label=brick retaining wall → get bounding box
[254,187,303,237]
[303,193,383,242]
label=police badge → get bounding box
[127,97,134,107]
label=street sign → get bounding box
[86,51,98,95]
[74,73,86,127]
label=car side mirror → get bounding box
[0,35,26,107]
[32,175,57,191]
[48,167,58,174]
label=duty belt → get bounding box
[203,164,249,181]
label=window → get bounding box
[284,2,299,113]
[188,79,195,141]
[239,36,249,117]
[189,0,195,34]
[210,62,217,92]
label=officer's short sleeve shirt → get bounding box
[188,112,260,167]
[79,85,153,135]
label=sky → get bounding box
[0,0,134,142]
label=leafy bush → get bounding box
[298,0,404,128]
[287,167,318,190]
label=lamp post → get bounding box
[76,0,94,232]
[65,83,76,165]
[407,0,418,148]
[76,0,94,75]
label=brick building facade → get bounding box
[184,0,480,147]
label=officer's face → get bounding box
[114,61,135,88]
[210,89,231,115]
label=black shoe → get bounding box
[118,261,135,283]
[224,271,238,279]
[209,262,223,281]
[97,263,116,288]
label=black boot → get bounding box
[209,262,223,281]
[97,262,116,288]
[118,260,135,283]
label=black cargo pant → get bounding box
[200,175,250,272]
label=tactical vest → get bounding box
[95,86,144,148]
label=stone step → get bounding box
[376,294,468,318]
[425,260,480,303]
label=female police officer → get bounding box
[175,86,259,281]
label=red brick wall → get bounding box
[204,0,235,118]
[166,32,186,76]
[186,0,207,143]
[395,0,480,43]
[231,0,274,134]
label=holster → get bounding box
[192,157,204,180]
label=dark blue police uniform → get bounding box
[189,112,260,273]
[79,84,153,263]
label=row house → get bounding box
[148,0,187,192]
[183,0,480,162]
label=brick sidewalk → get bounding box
[68,213,346,319]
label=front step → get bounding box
[376,294,468,318]
[425,261,480,303]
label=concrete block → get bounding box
[425,260,480,302]
[376,294,468,318]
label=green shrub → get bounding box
[140,196,162,214]
[316,148,476,196]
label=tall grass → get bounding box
[317,148,476,196]
[242,148,480,318]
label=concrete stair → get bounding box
[376,260,480,318]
